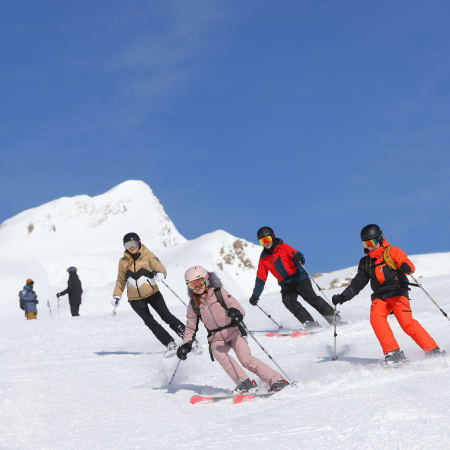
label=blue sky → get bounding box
[2,1,450,273]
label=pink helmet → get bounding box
[184,266,209,285]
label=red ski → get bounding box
[265,330,320,337]
[232,392,274,403]
[190,394,234,404]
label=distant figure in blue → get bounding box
[57,267,83,316]
[19,279,38,320]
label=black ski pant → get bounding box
[129,292,186,347]
[69,302,80,316]
[281,278,335,325]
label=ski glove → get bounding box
[153,272,165,282]
[293,252,305,266]
[397,262,412,275]
[111,296,120,307]
[176,342,192,360]
[249,295,259,306]
[227,307,243,324]
[56,292,61,298]
[332,294,347,305]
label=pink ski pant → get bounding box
[210,334,283,385]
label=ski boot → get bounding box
[163,341,178,359]
[425,347,446,358]
[384,349,407,365]
[269,379,289,392]
[233,378,257,395]
[303,320,321,331]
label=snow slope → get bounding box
[1,269,449,449]
[0,181,278,321]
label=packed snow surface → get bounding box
[1,270,449,449]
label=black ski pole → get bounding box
[57,295,60,318]
[47,300,53,319]
[168,359,182,387]
[300,263,338,360]
[411,275,450,322]
[160,280,187,307]
[257,305,282,329]
[241,321,296,386]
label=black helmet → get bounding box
[257,226,275,240]
[67,266,77,274]
[360,224,383,243]
[123,232,141,250]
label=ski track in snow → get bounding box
[1,274,450,449]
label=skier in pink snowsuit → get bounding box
[177,265,288,394]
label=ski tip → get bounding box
[233,394,255,404]
[190,395,213,404]
[291,331,310,337]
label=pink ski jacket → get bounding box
[183,285,245,344]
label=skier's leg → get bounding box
[211,340,248,385]
[129,298,174,346]
[148,291,185,338]
[232,334,283,386]
[296,279,335,323]
[281,285,315,324]
[370,299,399,354]
[390,296,438,352]
[69,302,80,316]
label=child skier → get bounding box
[19,279,38,320]
[249,226,343,329]
[332,224,444,364]
[177,265,288,393]
[112,232,186,357]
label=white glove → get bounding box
[154,272,165,282]
[111,296,120,307]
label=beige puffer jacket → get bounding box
[113,245,167,301]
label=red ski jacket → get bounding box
[252,238,308,299]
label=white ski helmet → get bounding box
[184,265,209,286]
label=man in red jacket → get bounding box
[332,224,443,364]
[249,226,341,329]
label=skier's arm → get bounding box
[147,251,167,278]
[390,247,415,274]
[284,243,305,266]
[221,288,245,318]
[251,259,268,300]
[183,303,199,344]
[113,259,127,297]
[333,258,370,304]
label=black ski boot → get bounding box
[384,349,407,365]
[233,378,257,394]
[425,347,446,358]
[269,379,289,392]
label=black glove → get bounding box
[227,307,243,324]
[249,295,259,306]
[35,300,39,304]
[397,262,412,275]
[332,294,346,305]
[293,253,305,266]
[176,342,192,360]
[56,293,61,298]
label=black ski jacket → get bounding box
[60,274,83,304]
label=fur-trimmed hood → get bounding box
[187,271,223,300]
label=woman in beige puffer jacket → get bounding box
[112,232,185,354]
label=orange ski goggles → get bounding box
[187,278,206,290]
[259,235,273,246]
[362,238,379,249]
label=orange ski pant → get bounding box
[370,296,437,354]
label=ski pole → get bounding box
[241,321,296,386]
[257,305,282,329]
[332,304,337,360]
[57,295,60,318]
[160,280,187,307]
[299,263,338,360]
[47,300,53,319]
[111,298,119,317]
[168,359,182,387]
[410,275,450,322]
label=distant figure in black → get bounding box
[57,267,83,316]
